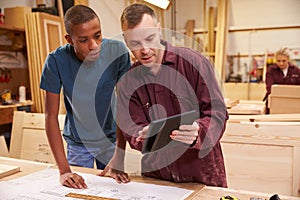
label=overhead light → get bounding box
[144,0,171,9]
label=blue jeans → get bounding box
[67,143,115,170]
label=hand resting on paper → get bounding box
[99,154,130,184]
[60,171,87,189]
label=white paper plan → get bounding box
[0,168,193,200]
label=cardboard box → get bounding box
[4,6,32,29]
[269,85,300,114]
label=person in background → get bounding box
[102,3,228,187]
[263,47,300,113]
[40,5,130,188]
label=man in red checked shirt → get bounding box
[101,3,228,188]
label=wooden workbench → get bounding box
[0,157,298,200]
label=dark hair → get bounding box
[64,5,99,34]
[120,3,157,30]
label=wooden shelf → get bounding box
[0,23,25,32]
[180,24,300,35]
[0,24,26,52]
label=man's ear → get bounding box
[65,34,73,45]
[122,33,129,47]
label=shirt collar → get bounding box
[161,40,177,65]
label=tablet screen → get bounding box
[142,110,198,153]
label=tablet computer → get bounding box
[142,110,198,153]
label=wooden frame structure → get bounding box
[222,118,300,197]
[9,111,142,173]
[9,111,66,163]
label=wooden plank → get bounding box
[214,0,229,82]
[0,157,53,181]
[207,7,215,54]
[9,111,25,158]
[223,121,300,146]
[185,19,195,49]
[35,12,44,113]
[0,136,9,157]
[25,14,35,111]
[224,99,239,108]
[57,0,64,18]
[228,113,300,123]
[292,147,300,197]
[202,0,207,52]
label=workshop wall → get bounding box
[0,0,299,83]
[164,0,300,55]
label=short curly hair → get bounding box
[64,5,99,34]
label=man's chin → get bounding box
[141,61,159,68]
[86,54,100,62]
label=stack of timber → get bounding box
[227,100,265,115]
[25,12,65,113]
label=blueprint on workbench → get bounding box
[0,168,193,200]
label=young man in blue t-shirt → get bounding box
[40,5,130,189]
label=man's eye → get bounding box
[129,43,140,49]
[146,36,154,42]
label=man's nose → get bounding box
[89,39,99,50]
[140,44,150,54]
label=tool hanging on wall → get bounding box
[0,68,12,83]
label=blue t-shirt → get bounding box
[40,39,131,147]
